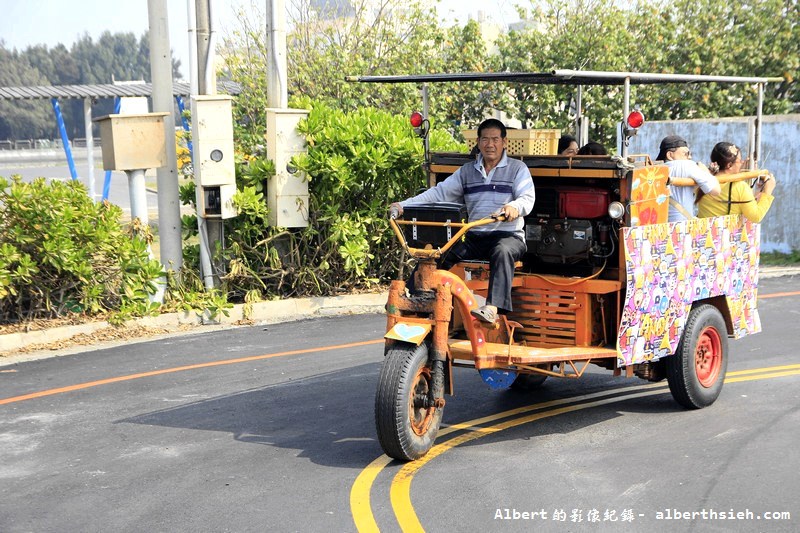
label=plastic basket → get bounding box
[463,129,561,156]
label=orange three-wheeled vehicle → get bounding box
[353,70,778,461]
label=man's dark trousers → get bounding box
[440,231,526,312]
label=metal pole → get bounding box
[195,0,210,95]
[126,169,149,224]
[266,0,288,108]
[195,0,223,287]
[422,83,429,161]
[621,77,631,158]
[51,98,78,181]
[755,82,764,170]
[148,0,184,272]
[84,98,95,201]
[575,85,583,143]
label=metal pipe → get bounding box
[575,85,583,143]
[126,169,149,224]
[84,98,95,201]
[266,0,288,108]
[669,169,769,187]
[553,69,783,85]
[51,98,78,181]
[188,0,198,96]
[747,116,756,171]
[102,97,121,200]
[205,0,217,95]
[422,83,430,164]
[621,77,630,158]
[755,82,764,170]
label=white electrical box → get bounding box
[192,95,238,219]
[192,95,236,187]
[266,108,310,227]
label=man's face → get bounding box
[668,146,691,161]
[478,127,507,164]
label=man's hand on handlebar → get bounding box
[389,203,403,220]
[496,204,519,222]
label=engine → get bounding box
[524,186,616,266]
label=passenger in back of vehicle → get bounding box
[657,135,721,222]
[696,142,776,222]
[558,135,579,156]
[577,141,607,155]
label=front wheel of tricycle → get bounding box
[667,304,728,409]
[375,342,443,461]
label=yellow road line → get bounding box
[350,455,394,533]
[725,369,800,383]
[390,388,667,532]
[349,382,667,531]
[726,363,800,376]
[351,363,800,532]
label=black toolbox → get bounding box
[401,202,468,248]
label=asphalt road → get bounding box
[1,276,799,532]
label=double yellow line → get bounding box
[351,363,800,532]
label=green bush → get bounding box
[0,176,164,323]
[179,101,464,303]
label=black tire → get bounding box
[667,304,728,409]
[510,370,548,391]
[375,343,443,461]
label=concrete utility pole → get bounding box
[147,0,184,272]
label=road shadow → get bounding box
[117,363,683,468]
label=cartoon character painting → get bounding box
[618,215,761,366]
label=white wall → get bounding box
[628,114,800,253]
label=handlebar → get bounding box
[669,169,770,187]
[389,213,505,259]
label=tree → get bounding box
[0,44,53,139]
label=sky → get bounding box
[0,0,522,79]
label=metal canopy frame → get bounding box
[349,69,782,163]
[348,69,783,86]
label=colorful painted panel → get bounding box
[618,215,761,366]
[629,165,669,226]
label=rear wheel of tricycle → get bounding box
[510,366,550,391]
[667,304,728,409]
[375,342,443,461]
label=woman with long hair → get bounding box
[696,142,776,222]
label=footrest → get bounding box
[449,339,617,365]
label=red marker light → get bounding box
[410,112,424,128]
[626,110,645,129]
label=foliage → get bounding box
[178,101,463,301]
[220,1,496,140]
[490,0,799,149]
[0,47,52,139]
[0,176,165,323]
[760,250,800,266]
[0,33,181,139]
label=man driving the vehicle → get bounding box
[389,118,535,323]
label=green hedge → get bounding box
[180,102,464,304]
[0,176,163,323]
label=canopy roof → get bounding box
[348,69,782,86]
[0,80,241,101]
